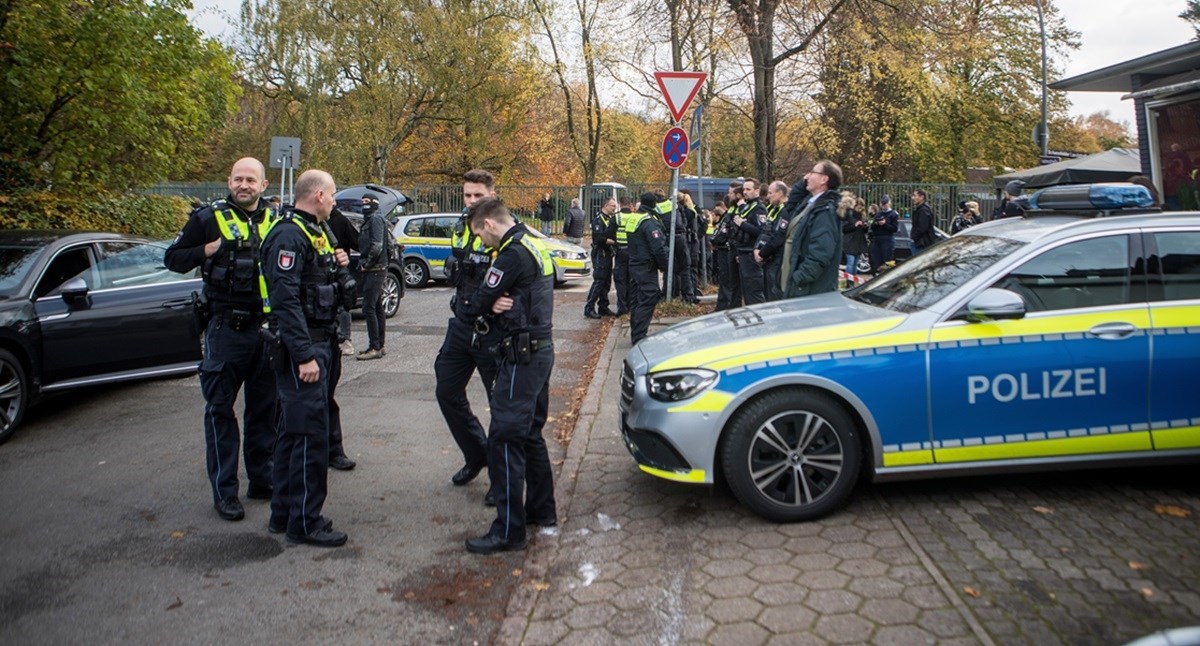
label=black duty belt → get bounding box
[212,308,265,331]
[307,326,336,343]
[530,337,553,352]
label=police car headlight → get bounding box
[647,369,718,402]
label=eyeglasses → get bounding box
[806,169,827,177]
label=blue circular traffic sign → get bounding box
[662,127,689,169]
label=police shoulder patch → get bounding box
[651,230,662,239]
[277,249,296,271]
[485,266,504,288]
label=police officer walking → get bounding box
[627,193,669,345]
[435,169,500,501]
[164,157,277,522]
[584,197,617,318]
[259,169,350,548]
[460,197,557,555]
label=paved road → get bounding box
[0,279,596,644]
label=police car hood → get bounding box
[633,291,907,373]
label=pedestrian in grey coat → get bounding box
[782,160,844,299]
[564,198,586,245]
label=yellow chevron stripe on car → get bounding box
[933,432,1152,463]
[1148,303,1200,328]
[554,258,587,269]
[667,390,733,414]
[396,236,452,246]
[929,309,1152,343]
[708,329,928,373]
[651,317,906,372]
[1152,426,1200,450]
[882,450,935,467]
[639,464,707,483]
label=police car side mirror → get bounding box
[963,288,1025,323]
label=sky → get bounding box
[187,0,1196,129]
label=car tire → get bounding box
[720,388,860,522]
[0,349,30,444]
[404,258,429,288]
[382,271,402,318]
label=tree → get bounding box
[0,0,237,191]
[1181,0,1200,39]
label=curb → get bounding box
[495,317,622,644]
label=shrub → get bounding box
[0,192,191,240]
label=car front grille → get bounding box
[621,361,634,406]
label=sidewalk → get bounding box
[500,317,1200,645]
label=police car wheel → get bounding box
[721,389,860,522]
[0,349,29,445]
[403,259,428,287]
[382,272,401,318]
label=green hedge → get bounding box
[0,192,191,240]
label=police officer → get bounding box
[627,193,669,345]
[164,157,277,522]
[584,197,617,318]
[656,190,693,302]
[713,183,744,311]
[435,169,500,500]
[461,197,557,555]
[754,180,791,302]
[732,178,766,305]
[606,196,635,316]
[259,169,349,547]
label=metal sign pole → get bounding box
[694,107,707,287]
[666,168,679,301]
[278,155,287,204]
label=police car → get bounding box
[620,184,1200,522]
[393,212,591,287]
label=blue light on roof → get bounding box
[1029,183,1154,211]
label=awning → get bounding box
[1121,69,1200,100]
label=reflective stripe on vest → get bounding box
[614,212,630,246]
[499,234,555,277]
[623,212,650,236]
[765,203,783,223]
[216,206,276,311]
[452,214,489,253]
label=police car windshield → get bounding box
[847,235,1023,313]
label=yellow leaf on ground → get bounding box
[511,569,523,577]
[1129,561,1150,571]
[1140,587,1154,597]
[1153,504,1192,518]
[169,530,186,539]
[1032,506,1054,515]
[533,581,550,591]
[963,586,981,598]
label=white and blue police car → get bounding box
[620,183,1200,522]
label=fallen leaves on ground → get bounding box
[1139,587,1154,598]
[1153,504,1192,518]
[1032,506,1054,515]
[963,586,981,598]
[533,581,550,591]
[166,597,182,610]
[1129,561,1150,571]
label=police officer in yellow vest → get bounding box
[165,157,278,523]
[259,169,351,548]
[627,193,670,345]
[604,196,636,315]
[460,197,558,555]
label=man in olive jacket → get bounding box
[782,160,843,299]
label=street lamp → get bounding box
[1036,0,1049,156]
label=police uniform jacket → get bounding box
[755,202,789,261]
[590,210,614,256]
[164,195,274,313]
[627,208,669,270]
[260,210,341,364]
[733,198,766,251]
[463,223,554,340]
[447,211,495,322]
[605,208,632,249]
[783,190,841,299]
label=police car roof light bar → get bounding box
[1028,183,1154,213]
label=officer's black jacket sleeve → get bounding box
[327,211,359,252]
[641,219,669,271]
[737,203,764,239]
[164,208,216,274]
[261,225,316,364]
[462,242,531,320]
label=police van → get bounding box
[619,183,1200,522]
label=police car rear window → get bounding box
[848,235,1023,312]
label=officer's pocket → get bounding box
[198,358,233,405]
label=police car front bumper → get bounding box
[619,354,720,485]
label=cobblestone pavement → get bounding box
[501,319,1200,645]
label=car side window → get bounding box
[94,241,191,289]
[35,245,96,298]
[1153,231,1200,301]
[431,217,457,239]
[991,235,1131,312]
[407,219,427,237]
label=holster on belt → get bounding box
[259,326,284,368]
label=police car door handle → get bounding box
[1087,322,1136,340]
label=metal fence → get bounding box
[146,180,1001,230]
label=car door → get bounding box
[927,232,1152,464]
[423,216,458,277]
[1145,228,1200,451]
[35,241,201,388]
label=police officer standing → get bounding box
[461,197,557,554]
[259,169,350,548]
[753,180,791,302]
[435,169,500,500]
[165,157,277,522]
[627,193,669,345]
[606,196,635,316]
[732,178,766,305]
[584,197,617,318]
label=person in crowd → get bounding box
[606,196,635,316]
[840,194,868,285]
[564,198,586,245]
[538,192,554,236]
[782,160,843,298]
[951,200,978,234]
[584,197,618,318]
[753,180,790,301]
[731,178,766,305]
[356,195,389,360]
[997,180,1026,218]
[1128,175,1162,207]
[910,189,935,255]
[627,193,669,344]
[868,195,899,273]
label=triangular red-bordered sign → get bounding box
[654,71,708,124]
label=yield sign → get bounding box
[654,71,708,123]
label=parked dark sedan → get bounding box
[0,231,203,443]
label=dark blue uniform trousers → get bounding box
[586,250,613,312]
[737,250,765,305]
[763,255,783,302]
[629,262,661,345]
[715,247,741,311]
[487,347,557,543]
[435,316,498,472]
[270,338,334,536]
[613,248,630,314]
[199,317,277,504]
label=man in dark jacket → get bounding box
[783,160,843,298]
[753,180,791,302]
[356,196,389,360]
[564,198,586,245]
[627,193,669,345]
[732,179,766,305]
[869,195,899,273]
[909,189,935,255]
[538,193,554,236]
